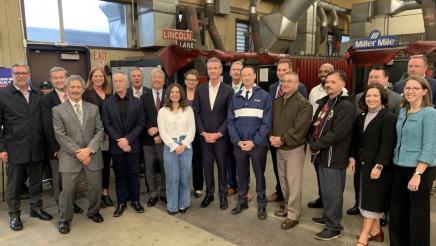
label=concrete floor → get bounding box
[0,153,435,246]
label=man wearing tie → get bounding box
[53,75,105,234]
[192,57,233,209]
[102,72,146,217]
[0,63,53,231]
[140,68,166,207]
[128,67,150,99]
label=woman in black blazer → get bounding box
[348,83,396,246]
[83,67,114,208]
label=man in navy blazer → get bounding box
[193,57,233,209]
[101,71,146,217]
[267,58,307,203]
[393,55,436,108]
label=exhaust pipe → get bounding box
[205,0,225,51]
[249,0,262,52]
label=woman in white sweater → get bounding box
[157,83,196,215]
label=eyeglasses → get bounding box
[185,78,197,82]
[404,87,423,91]
[13,72,30,76]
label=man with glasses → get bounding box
[0,63,53,231]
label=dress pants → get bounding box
[191,135,204,191]
[318,164,346,232]
[163,137,192,213]
[269,145,284,199]
[277,146,305,220]
[112,153,140,205]
[49,158,80,205]
[6,161,43,214]
[59,168,102,222]
[227,141,238,189]
[389,166,435,246]
[201,141,228,198]
[234,145,268,208]
[143,144,165,198]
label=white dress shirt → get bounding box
[152,88,163,105]
[209,81,221,110]
[157,106,196,152]
[241,86,253,100]
[55,89,68,103]
[231,81,242,94]
[132,87,143,98]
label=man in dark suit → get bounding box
[267,58,307,204]
[393,54,436,108]
[0,63,53,231]
[140,67,166,207]
[41,66,83,214]
[53,75,105,234]
[101,71,146,217]
[192,57,233,209]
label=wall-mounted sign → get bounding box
[176,40,196,49]
[162,28,193,41]
[352,30,399,50]
[0,68,12,89]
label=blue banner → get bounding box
[0,68,12,89]
[352,30,399,50]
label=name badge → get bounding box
[254,99,261,103]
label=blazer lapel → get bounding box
[362,109,385,137]
[82,102,89,130]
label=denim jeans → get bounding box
[163,136,193,213]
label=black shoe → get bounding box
[194,190,202,198]
[231,203,248,215]
[131,201,145,213]
[147,197,158,207]
[258,207,267,220]
[87,212,104,223]
[160,196,167,204]
[380,214,389,227]
[58,221,70,234]
[200,196,214,208]
[179,207,189,213]
[307,197,323,208]
[9,215,23,231]
[30,209,53,221]
[314,228,341,240]
[101,195,114,207]
[167,210,178,215]
[346,205,359,215]
[113,204,127,217]
[73,204,83,214]
[220,197,228,210]
[312,217,325,225]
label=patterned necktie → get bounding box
[155,91,161,110]
[63,93,68,103]
[277,84,283,98]
[75,103,83,126]
[233,85,239,94]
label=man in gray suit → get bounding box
[53,75,104,234]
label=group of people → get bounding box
[0,55,434,246]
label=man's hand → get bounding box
[76,148,93,162]
[122,145,132,153]
[269,136,283,148]
[82,156,91,166]
[175,145,186,155]
[54,152,59,159]
[154,135,162,144]
[148,127,159,137]
[244,141,255,151]
[117,138,129,149]
[202,132,222,143]
[0,152,8,162]
[348,158,356,172]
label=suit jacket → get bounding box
[140,87,163,146]
[192,82,233,143]
[101,93,146,154]
[40,90,62,157]
[269,81,308,99]
[0,84,45,164]
[53,101,104,172]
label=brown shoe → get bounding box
[368,228,384,242]
[279,201,285,209]
[247,192,253,202]
[274,209,287,217]
[227,188,237,196]
[281,218,299,230]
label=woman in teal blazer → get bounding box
[389,75,436,246]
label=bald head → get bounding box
[319,63,334,86]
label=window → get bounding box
[235,21,250,52]
[24,0,129,48]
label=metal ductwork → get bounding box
[184,6,207,77]
[421,0,436,41]
[249,0,262,52]
[390,0,421,15]
[318,1,350,14]
[137,0,177,48]
[259,0,317,52]
[317,6,327,44]
[205,0,225,51]
[331,8,342,54]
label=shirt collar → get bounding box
[152,88,162,94]
[69,99,82,107]
[232,81,242,88]
[209,80,221,88]
[115,92,129,100]
[13,83,31,92]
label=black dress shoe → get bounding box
[179,207,189,213]
[147,197,158,207]
[194,190,202,198]
[73,204,83,214]
[167,210,178,215]
[113,204,127,217]
[10,216,23,231]
[231,203,248,214]
[30,209,53,221]
[380,214,389,227]
[87,212,104,223]
[58,221,70,234]
[200,196,214,208]
[220,197,228,210]
[346,205,360,215]
[102,195,114,207]
[307,197,323,208]
[132,201,145,213]
[258,207,267,220]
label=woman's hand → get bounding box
[370,167,381,180]
[175,145,186,155]
[407,175,421,192]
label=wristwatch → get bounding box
[414,170,423,176]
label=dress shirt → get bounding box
[241,86,253,100]
[157,106,196,152]
[69,99,83,125]
[132,87,143,99]
[209,80,221,110]
[13,83,31,103]
[231,81,242,94]
[152,88,163,106]
[55,89,68,103]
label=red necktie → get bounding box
[155,92,161,110]
[277,84,283,98]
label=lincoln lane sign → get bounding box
[352,30,399,50]
[162,28,193,41]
